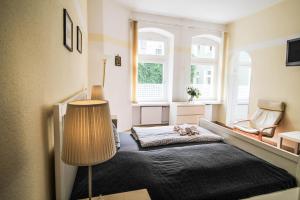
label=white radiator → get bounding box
[141,106,162,125]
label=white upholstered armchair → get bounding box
[233,99,285,141]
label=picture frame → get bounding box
[115,54,121,67]
[77,26,82,53]
[63,9,73,52]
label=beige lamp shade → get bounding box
[91,85,104,100]
[62,100,116,166]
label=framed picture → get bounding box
[63,9,73,51]
[115,54,121,67]
[77,26,82,53]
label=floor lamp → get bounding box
[62,100,117,200]
[91,58,107,100]
[91,85,104,100]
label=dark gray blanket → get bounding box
[71,134,296,200]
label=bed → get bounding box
[54,90,300,200]
[70,133,296,200]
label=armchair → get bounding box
[233,99,285,141]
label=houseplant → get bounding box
[187,86,201,102]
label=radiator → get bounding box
[141,106,163,125]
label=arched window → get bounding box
[190,35,221,100]
[137,28,174,102]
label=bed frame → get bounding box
[54,90,300,200]
[199,119,300,182]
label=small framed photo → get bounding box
[77,26,82,53]
[63,9,73,51]
[115,54,121,67]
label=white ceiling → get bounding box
[115,0,282,24]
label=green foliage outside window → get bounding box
[191,65,196,83]
[138,63,163,84]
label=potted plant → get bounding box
[187,86,201,102]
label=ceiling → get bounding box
[115,0,282,24]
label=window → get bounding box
[137,63,164,100]
[192,44,215,59]
[139,40,165,56]
[191,64,214,97]
[138,63,163,84]
[136,30,172,102]
[237,52,252,103]
[190,36,220,100]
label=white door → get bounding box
[227,51,252,126]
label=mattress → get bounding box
[70,132,296,200]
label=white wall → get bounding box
[102,0,132,131]
[0,0,88,199]
[87,0,104,93]
[88,0,132,131]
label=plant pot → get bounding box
[188,96,194,102]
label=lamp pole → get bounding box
[88,166,92,200]
[102,58,107,87]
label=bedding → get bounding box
[71,133,296,200]
[112,123,120,149]
[132,125,223,147]
[119,132,212,151]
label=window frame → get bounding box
[190,37,220,101]
[137,32,170,102]
[138,40,166,56]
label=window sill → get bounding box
[131,100,222,107]
[172,100,222,105]
[132,102,170,107]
